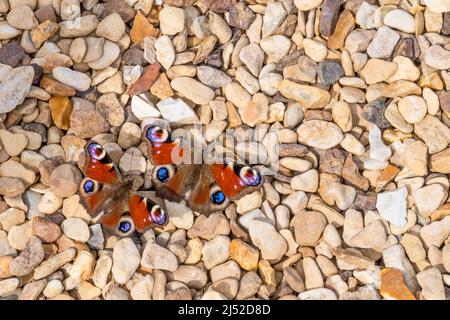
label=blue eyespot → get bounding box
[240,168,261,187]
[146,126,169,143]
[157,167,169,182]
[150,206,167,225]
[83,180,95,193]
[210,190,225,205]
[118,221,132,233]
[88,142,105,160]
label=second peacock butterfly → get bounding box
[142,124,263,215]
[78,141,168,236]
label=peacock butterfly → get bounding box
[142,124,263,215]
[78,141,168,236]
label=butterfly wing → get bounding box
[209,162,263,201]
[81,140,120,184]
[129,194,168,232]
[142,124,185,166]
[79,141,125,220]
[143,124,197,202]
[187,165,230,214]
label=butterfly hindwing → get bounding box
[188,165,230,214]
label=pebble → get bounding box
[9,236,44,276]
[239,42,264,77]
[317,60,344,85]
[260,35,291,64]
[0,278,19,297]
[291,211,326,246]
[384,9,415,33]
[417,267,445,300]
[88,41,120,70]
[398,96,427,124]
[298,288,337,300]
[187,213,230,240]
[376,187,407,228]
[279,80,330,110]
[159,6,185,35]
[248,220,287,260]
[424,0,450,13]
[368,125,391,162]
[414,115,450,154]
[49,164,81,198]
[0,66,34,113]
[61,218,89,242]
[0,22,22,40]
[34,248,76,280]
[202,236,230,269]
[112,238,140,284]
[155,35,175,70]
[303,39,328,62]
[170,77,215,105]
[0,129,28,156]
[96,13,126,42]
[52,67,91,92]
[32,216,61,243]
[297,120,343,149]
[229,239,259,271]
[141,242,178,272]
[383,244,418,293]
[172,265,207,290]
[60,15,98,37]
[157,97,199,125]
[6,5,37,30]
[0,42,24,67]
[197,66,231,89]
[360,59,397,84]
[236,271,261,299]
[424,45,450,70]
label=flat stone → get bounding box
[248,220,287,261]
[376,187,408,227]
[112,238,140,285]
[278,80,330,109]
[384,9,415,33]
[0,42,24,67]
[317,60,344,85]
[170,77,215,105]
[96,13,126,42]
[414,115,450,154]
[297,120,343,149]
[59,15,98,37]
[157,97,199,124]
[52,67,91,92]
[141,242,178,272]
[0,66,34,113]
[424,45,450,70]
[319,0,341,37]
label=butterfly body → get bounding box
[143,125,263,215]
[79,141,168,236]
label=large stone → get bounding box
[0,66,34,113]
